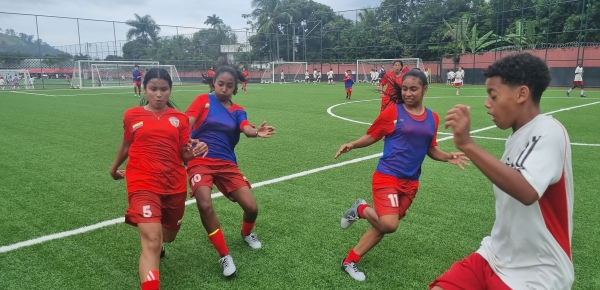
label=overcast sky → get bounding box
[0,0,381,50]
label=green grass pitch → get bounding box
[0,83,598,289]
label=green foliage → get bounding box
[0,31,63,55]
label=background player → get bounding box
[110,68,208,290]
[241,67,250,93]
[327,68,335,85]
[433,53,574,290]
[446,70,454,85]
[185,63,276,277]
[335,69,468,281]
[378,60,405,111]
[453,67,463,95]
[343,70,354,99]
[132,65,143,97]
[567,63,585,97]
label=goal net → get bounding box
[356,58,424,83]
[0,69,35,90]
[72,60,183,88]
[260,62,307,83]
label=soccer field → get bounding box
[0,83,598,289]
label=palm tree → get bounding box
[443,16,470,54]
[357,8,378,27]
[204,14,223,28]
[466,24,497,53]
[126,14,161,45]
[244,0,296,61]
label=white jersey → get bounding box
[447,71,455,79]
[305,72,309,79]
[313,70,317,78]
[453,71,463,83]
[327,71,334,79]
[370,71,378,80]
[477,115,574,290]
[574,66,583,81]
[0,78,4,85]
[280,72,284,79]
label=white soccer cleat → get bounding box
[341,199,367,229]
[243,232,262,249]
[219,254,236,277]
[342,260,366,281]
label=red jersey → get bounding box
[380,71,404,97]
[242,70,249,82]
[207,69,215,77]
[123,107,190,194]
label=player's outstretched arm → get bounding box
[427,146,470,170]
[445,105,539,205]
[334,134,378,159]
[109,140,130,180]
[181,139,208,161]
[242,121,276,138]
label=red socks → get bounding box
[141,270,160,290]
[358,203,370,219]
[208,228,229,257]
[241,220,255,237]
[343,248,362,264]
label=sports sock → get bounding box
[141,270,160,290]
[343,248,362,264]
[358,203,370,219]
[208,228,229,257]
[568,89,572,93]
[241,220,255,236]
[581,90,584,95]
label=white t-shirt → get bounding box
[453,71,463,83]
[313,70,317,78]
[327,71,333,79]
[305,72,309,79]
[574,66,583,81]
[370,71,378,80]
[447,71,455,79]
[0,78,4,85]
[280,72,284,79]
[477,114,574,290]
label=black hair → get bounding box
[382,68,428,110]
[483,53,550,104]
[213,59,247,96]
[393,60,404,67]
[139,67,177,109]
[134,65,139,68]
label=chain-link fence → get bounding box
[0,0,597,89]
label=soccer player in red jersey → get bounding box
[343,70,355,99]
[110,68,208,290]
[185,63,276,277]
[334,69,469,281]
[378,60,408,111]
[132,65,144,97]
[202,66,216,93]
[241,67,250,93]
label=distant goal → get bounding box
[261,62,307,83]
[0,69,35,89]
[356,58,424,83]
[72,61,182,88]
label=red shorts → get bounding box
[125,190,186,231]
[429,252,511,290]
[371,171,419,218]
[133,81,141,86]
[345,87,352,93]
[187,162,251,201]
[454,82,461,88]
[573,80,583,86]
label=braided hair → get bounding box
[381,68,428,110]
[213,59,247,96]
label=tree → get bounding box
[443,15,471,54]
[244,0,297,61]
[125,14,161,45]
[204,14,223,28]
[491,20,539,51]
[5,28,16,36]
[466,24,497,53]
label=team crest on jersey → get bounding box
[169,117,179,128]
[132,121,143,131]
[393,120,397,124]
[205,103,210,108]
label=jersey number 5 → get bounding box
[143,205,152,218]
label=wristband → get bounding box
[255,129,259,137]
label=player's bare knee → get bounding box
[379,221,399,234]
[140,230,162,252]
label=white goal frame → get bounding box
[356,58,424,83]
[72,60,160,89]
[0,69,34,89]
[261,61,308,83]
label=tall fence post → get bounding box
[35,15,45,89]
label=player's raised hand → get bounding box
[110,169,126,180]
[447,152,471,170]
[445,105,473,150]
[334,143,354,159]
[257,121,276,138]
[189,139,209,157]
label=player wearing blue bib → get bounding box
[132,65,144,97]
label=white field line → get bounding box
[9,91,56,97]
[1,101,598,254]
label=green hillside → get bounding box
[0,33,63,55]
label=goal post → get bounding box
[356,58,424,83]
[0,69,34,89]
[72,60,186,88]
[260,62,307,83]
